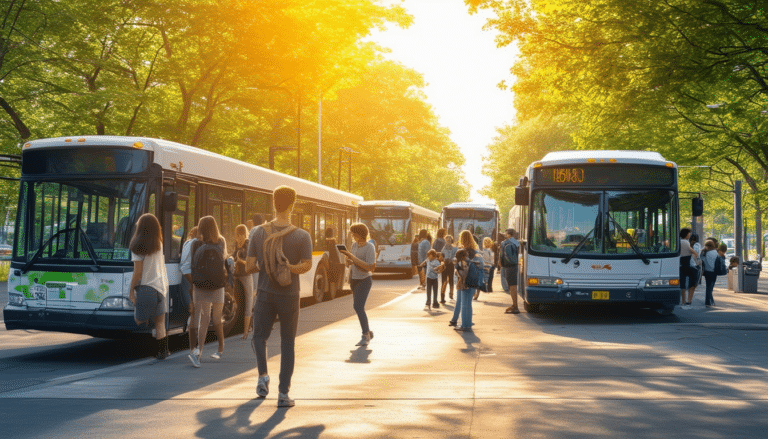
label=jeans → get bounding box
[488,265,496,291]
[703,271,717,306]
[453,288,473,328]
[252,291,300,394]
[350,277,372,333]
[426,277,438,304]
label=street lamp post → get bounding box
[338,146,358,192]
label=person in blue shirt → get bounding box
[417,229,430,290]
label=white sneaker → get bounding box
[188,354,201,368]
[191,347,200,357]
[211,351,223,360]
[256,375,270,397]
[355,331,373,346]
[278,392,295,407]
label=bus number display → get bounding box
[552,168,584,184]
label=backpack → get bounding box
[262,221,298,288]
[714,255,728,276]
[500,239,518,268]
[464,255,486,291]
[191,241,227,290]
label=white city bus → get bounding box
[358,201,440,275]
[510,150,680,314]
[4,136,361,338]
[441,202,500,246]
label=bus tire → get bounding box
[523,301,540,313]
[313,262,329,303]
[221,280,244,337]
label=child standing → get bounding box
[420,249,443,309]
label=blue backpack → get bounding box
[464,256,486,291]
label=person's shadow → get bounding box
[346,345,372,363]
[457,330,481,354]
[195,399,326,438]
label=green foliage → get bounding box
[469,0,768,246]
[0,0,464,212]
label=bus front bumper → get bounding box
[3,305,144,336]
[524,287,679,309]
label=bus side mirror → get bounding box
[515,186,529,206]
[692,197,703,216]
[163,191,178,212]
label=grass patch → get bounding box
[0,261,9,282]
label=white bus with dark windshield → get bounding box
[441,202,500,246]
[358,201,440,275]
[509,150,680,314]
[4,136,361,338]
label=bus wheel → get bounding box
[313,263,329,303]
[221,280,244,337]
[523,301,540,313]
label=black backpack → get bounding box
[191,241,227,290]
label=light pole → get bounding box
[338,146,358,192]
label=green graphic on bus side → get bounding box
[16,271,90,299]
[84,284,110,302]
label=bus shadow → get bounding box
[525,304,681,325]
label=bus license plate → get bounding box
[592,291,609,300]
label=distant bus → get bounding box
[441,202,500,245]
[510,150,680,314]
[358,200,440,275]
[4,136,361,338]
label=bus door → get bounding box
[165,179,196,330]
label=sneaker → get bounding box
[278,392,295,407]
[188,354,201,368]
[191,347,200,357]
[256,375,270,397]
[432,302,440,309]
[356,331,373,346]
[448,321,457,327]
[211,351,223,360]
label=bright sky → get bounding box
[371,0,517,204]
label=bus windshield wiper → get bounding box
[607,213,650,265]
[561,227,595,264]
[21,227,101,274]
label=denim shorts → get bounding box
[134,285,164,322]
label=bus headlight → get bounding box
[645,279,680,288]
[100,297,134,310]
[528,277,563,287]
[7,293,25,306]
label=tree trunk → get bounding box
[0,96,31,139]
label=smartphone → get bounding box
[336,244,347,252]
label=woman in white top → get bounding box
[679,228,698,307]
[340,223,376,347]
[476,237,495,300]
[129,213,170,359]
[233,224,255,340]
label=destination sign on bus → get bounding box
[535,165,675,187]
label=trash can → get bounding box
[742,261,762,293]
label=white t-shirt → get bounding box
[680,238,693,257]
[131,247,169,302]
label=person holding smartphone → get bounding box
[339,223,376,346]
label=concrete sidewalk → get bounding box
[3,280,768,438]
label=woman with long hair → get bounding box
[340,223,377,346]
[129,213,170,359]
[454,229,480,331]
[188,216,228,368]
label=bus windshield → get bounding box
[15,179,149,263]
[445,210,496,243]
[530,189,678,256]
[360,210,409,246]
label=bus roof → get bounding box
[537,150,673,167]
[442,202,499,212]
[359,200,440,219]
[24,136,363,208]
